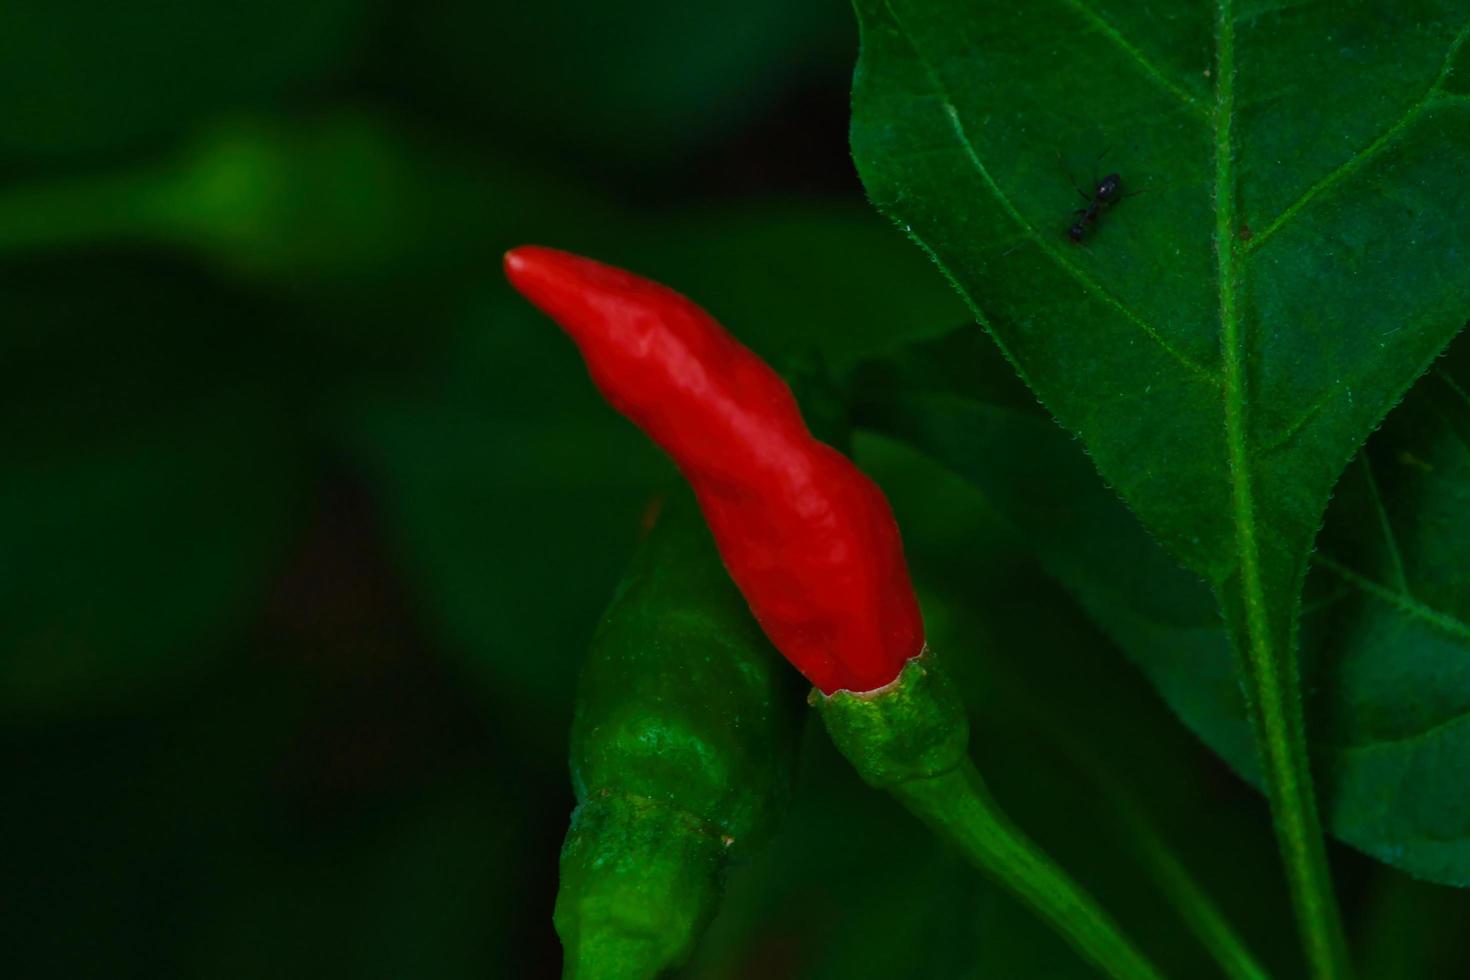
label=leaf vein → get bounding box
[1260,385,1339,455]
[1357,453,1412,596]
[1313,554,1470,643]
[1435,364,1470,413]
[1056,0,1207,116]
[1213,3,1264,696]
[1334,708,1470,754]
[1245,17,1470,252]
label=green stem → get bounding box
[817,654,1161,980]
[898,761,1164,980]
[944,611,1271,979]
[1241,638,1350,980]
[1112,800,1271,980]
[1014,699,1271,980]
[1212,1,1349,974]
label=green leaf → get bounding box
[1309,337,1470,884]
[849,324,1470,887]
[851,1,1470,971]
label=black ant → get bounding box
[1062,150,1139,243]
[1068,172,1123,242]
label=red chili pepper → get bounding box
[504,245,925,694]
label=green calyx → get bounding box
[812,650,968,790]
[555,488,801,979]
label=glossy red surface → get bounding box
[505,246,924,693]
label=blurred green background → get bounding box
[5,2,1466,977]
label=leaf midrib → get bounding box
[1212,0,1261,622]
[1206,12,1327,961]
[1210,0,1281,734]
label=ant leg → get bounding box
[1119,175,1175,201]
[1090,147,1113,189]
[1057,149,1090,201]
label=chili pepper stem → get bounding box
[899,763,1163,980]
[816,653,1163,980]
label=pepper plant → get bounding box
[846,2,1470,975]
[509,3,1470,976]
[6,0,1470,976]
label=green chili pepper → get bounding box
[556,486,802,980]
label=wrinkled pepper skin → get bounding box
[556,488,801,980]
[505,246,924,694]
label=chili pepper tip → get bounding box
[504,245,639,317]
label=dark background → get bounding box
[0,1,949,975]
[6,2,1467,978]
